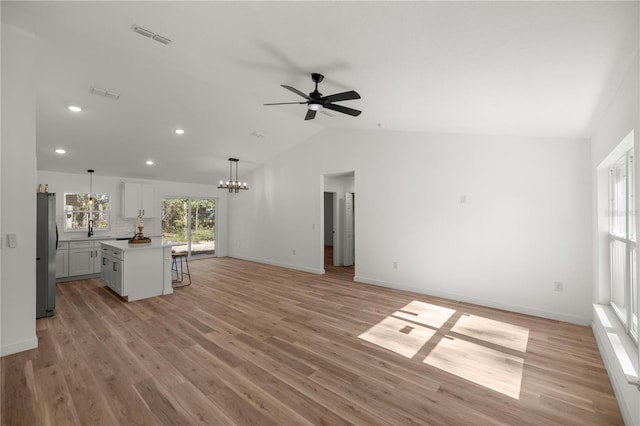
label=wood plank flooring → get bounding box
[1,256,623,425]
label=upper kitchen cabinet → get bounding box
[121,182,157,218]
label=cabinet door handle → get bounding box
[113,263,118,272]
[103,258,107,266]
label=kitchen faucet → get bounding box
[88,219,94,237]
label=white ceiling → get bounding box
[5,1,638,184]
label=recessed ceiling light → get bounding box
[68,105,82,112]
[175,129,185,135]
[55,148,67,154]
[145,160,155,166]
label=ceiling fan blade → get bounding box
[264,101,307,106]
[281,85,310,100]
[324,103,362,117]
[321,90,361,103]
[305,109,317,120]
[320,110,336,117]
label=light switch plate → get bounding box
[7,233,17,248]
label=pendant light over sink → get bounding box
[87,169,95,206]
[217,158,249,193]
[87,169,95,237]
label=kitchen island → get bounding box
[100,240,173,302]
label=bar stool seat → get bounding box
[171,251,191,288]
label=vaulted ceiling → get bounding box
[4,1,638,184]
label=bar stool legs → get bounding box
[171,252,191,288]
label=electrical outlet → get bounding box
[554,281,563,292]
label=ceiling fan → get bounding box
[264,73,361,120]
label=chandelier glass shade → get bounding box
[218,158,249,193]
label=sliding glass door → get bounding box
[190,199,215,256]
[162,197,216,257]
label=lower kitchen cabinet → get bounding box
[67,241,102,277]
[100,241,173,302]
[101,246,123,296]
[56,242,69,278]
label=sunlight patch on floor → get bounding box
[394,300,456,328]
[424,336,524,399]
[358,316,436,358]
[358,301,529,400]
[451,314,529,352]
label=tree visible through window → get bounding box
[64,193,110,231]
[162,197,215,256]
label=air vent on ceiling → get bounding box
[90,86,120,101]
[131,25,172,45]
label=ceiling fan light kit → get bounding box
[218,158,249,193]
[264,73,361,121]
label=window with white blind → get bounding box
[610,148,637,342]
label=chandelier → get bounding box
[218,158,249,193]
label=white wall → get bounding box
[229,129,592,324]
[1,21,38,356]
[590,53,639,426]
[37,170,229,256]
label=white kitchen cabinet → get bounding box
[56,242,69,278]
[101,246,123,296]
[100,240,172,301]
[122,182,156,218]
[68,241,101,276]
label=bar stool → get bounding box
[171,251,191,288]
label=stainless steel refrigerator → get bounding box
[36,192,57,318]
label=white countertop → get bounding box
[61,236,118,242]
[100,239,173,251]
[61,235,161,242]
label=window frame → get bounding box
[63,192,111,232]
[609,149,638,344]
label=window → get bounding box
[64,193,110,231]
[609,149,637,341]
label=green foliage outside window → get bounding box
[64,193,110,231]
[162,198,215,242]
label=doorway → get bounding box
[161,197,216,257]
[322,172,355,277]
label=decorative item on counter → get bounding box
[44,184,49,193]
[129,213,151,245]
[38,184,43,193]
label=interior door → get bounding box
[344,192,354,266]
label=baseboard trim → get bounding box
[230,255,324,275]
[354,275,591,326]
[1,336,38,357]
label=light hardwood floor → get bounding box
[1,256,623,425]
